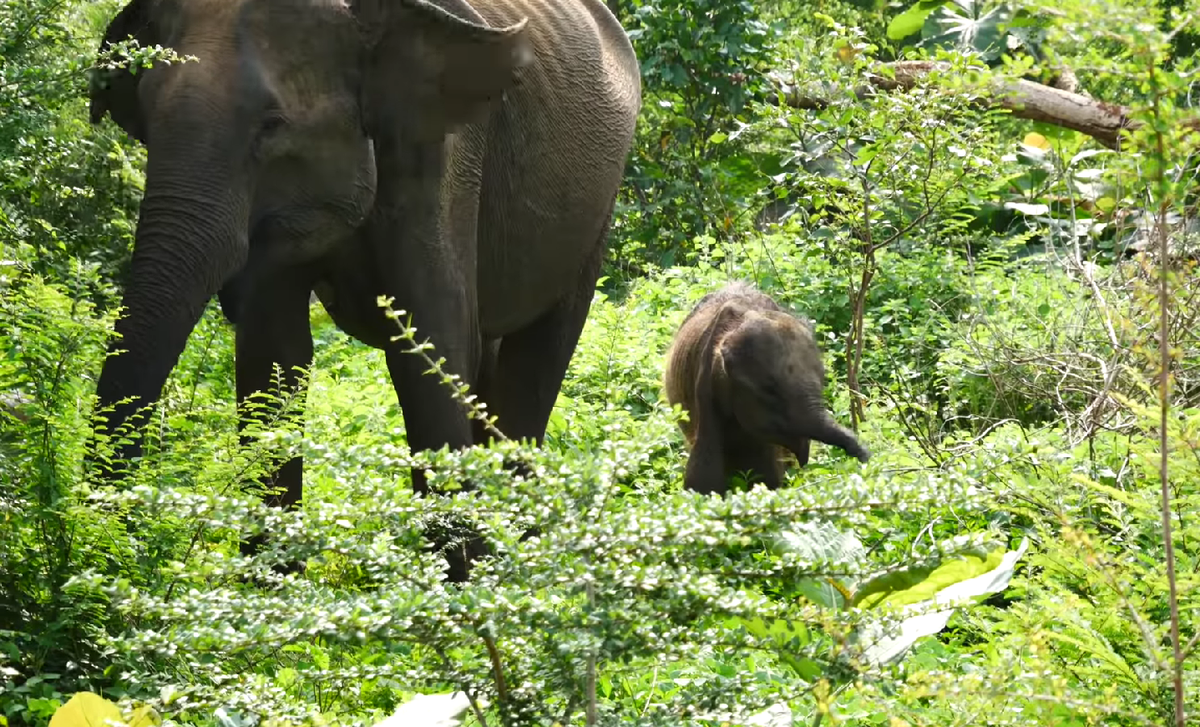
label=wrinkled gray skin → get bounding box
[89,0,641,572]
[663,282,870,495]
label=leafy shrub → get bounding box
[612,0,780,269]
[0,0,145,304]
[0,246,123,723]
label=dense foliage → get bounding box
[2,0,1198,724]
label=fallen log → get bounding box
[779,60,1200,151]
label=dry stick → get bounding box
[1157,209,1187,727]
[1149,68,1185,727]
[585,580,598,726]
[482,634,509,705]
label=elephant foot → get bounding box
[502,455,536,480]
[238,532,308,583]
[423,514,494,583]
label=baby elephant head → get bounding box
[664,282,869,495]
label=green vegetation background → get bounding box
[1,0,1198,724]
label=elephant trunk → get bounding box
[94,130,249,462]
[803,411,871,464]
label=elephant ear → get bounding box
[89,0,156,143]
[682,303,743,495]
[353,0,533,140]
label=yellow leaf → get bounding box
[126,706,161,727]
[836,44,858,64]
[49,693,122,727]
[1023,132,1051,149]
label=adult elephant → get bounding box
[88,0,641,574]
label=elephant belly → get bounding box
[313,241,397,351]
[472,94,631,337]
[476,209,606,337]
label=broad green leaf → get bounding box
[887,0,949,40]
[854,538,1030,665]
[49,693,122,727]
[921,2,1015,62]
[854,541,1002,609]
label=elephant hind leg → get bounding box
[470,338,502,445]
[480,227,610,446]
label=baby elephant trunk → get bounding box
[805,414,871,463]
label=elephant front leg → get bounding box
[726,442,787,490]
[233,264,316,567]
[366,139,485,581]
[382,286,485,584]
[364,190,481,491]
[791,437,811,468]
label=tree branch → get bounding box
[778,60,1200,151]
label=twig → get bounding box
[481,634,509,704]
[378,296,508,442]
[585,578,597,726]
[1146,53,1186,727]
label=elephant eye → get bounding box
[259,113,288,136]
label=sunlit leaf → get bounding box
[374,692,483,727]
[1004,201,1050,216]
[887,0,949,40]
[49,693,122,727]
[854,538,1030,665]
[854,539,1002,609]
[1023,132,1050,149]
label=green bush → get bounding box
[3,0,1199,724]
[612,0,780,269]
[0,0,145,304]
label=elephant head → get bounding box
[664,282,870,495]
[88,0,531,469]
[714,306,870,465]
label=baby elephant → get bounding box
[664,282,870,495]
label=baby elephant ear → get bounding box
[354,0,533,139]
